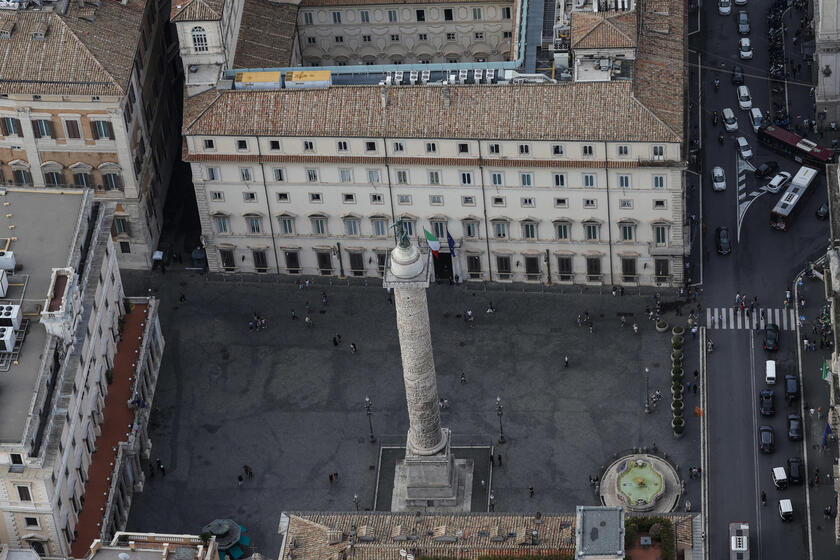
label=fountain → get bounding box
[599,453,680,513]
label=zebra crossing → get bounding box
[705,307,798,330]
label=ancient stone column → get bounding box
[389,242,445,455]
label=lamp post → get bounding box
[496,396,506,444]
[352,493,359,511]
[644,368,651,414]
[364,396,376,443]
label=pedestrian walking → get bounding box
[481,479,486,489]
[804,338,810,351]
[693,369,698,378]
[179,294,186,303]
[333,336,339,346]
[497,454,503,466]
[459,372,467,384]
[691,325,698,339]
[237,475,243,487]
[528,486,535,498]
[350,343,357,353]
[490,454,495,466]
[693,384,698,394]
[577,314,582,327]
[291,309,297,320]
[825,506,833,519]
[334,472,339,481]
[243,465,253,479]
[322,291,328,305]
[564,355,569,368]
[305,316,313,328]
[329,473,334,483]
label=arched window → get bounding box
[191,27,208,53]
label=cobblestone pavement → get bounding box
[124,270,701,557]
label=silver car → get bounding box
[719,0,732,14]
[739,38,753,60]
[737,136,753,159]
[765,171,792,193]
[723,107,738,132]
[712,167,726,191]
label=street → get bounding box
[691,0,836,557]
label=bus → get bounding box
[770,166,819,231]
[729,522,750,560]
[757,125,836,167]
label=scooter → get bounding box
[707,339,715,352]
[718,132,725,144]
[713,78,720,91]
[712,111,719,126]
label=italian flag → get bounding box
[424,228,440,258]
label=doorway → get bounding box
[433,252,453,282]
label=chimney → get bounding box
[442,86,451,108]
[379,87,388,109]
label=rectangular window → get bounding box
[32,119,53,138]
[343,193,356,203]
[464,221,478,238]
[553,144,564,155]
[303,140,314,151]
[345,219,360,236]
[556,222,569,240]
[362,35,371,42]
[496,256,512,275]
[207,167,220,181]
[520,173,533,187]
[120,241,131,253]
[655,258,670,280]
[373,219,388,236]
[243,191,256,202]
[583,174,596,188]
[653,175,666,189]
[66,119,81,139]
[460,171,473,185]
[388,9,398,22]
[360,10,369,22]
[618,175,630,188]
[475,32,484,39]
[522,222,536,239]
[398,194,412,205]
[557,256,572,281]
[246,216,262,234]
[426,142,437,153]
[585,224,599,240]
[395,170,408,184]
[518,144,530,155]
[553,173,566,188]
[307,169,319,182]
[521,197,535,207]
[618,145,629,156]
[622,258,637,281]
[279,217,295,235]
[240,168,252,182]
[114,216,129,235]
[473,7,482,19]
[16,486,32,502]
[446,32,456,41]
[332,11,341,23]
[309,193,323,203]
[491,172,503,186]
[493,222,507,238]
[204,139,215,150]
[654,200,666,209]
[416,9,425,21]
[402,220,414,236]
[619,199,633,209]
[307,37,316,44]
[269,140,280,150]
[461,195,475,206]
[339,168,352,183]
[337,141,348,152]
[253,251,268,272]
[213,215,229,233]
[418,33,428,41]
[335,36,344,43]
[277,192,290,202]
[367,169,380,183]
[655,225,668,245]
[653,145,665,160]
[304,12,313,25]
[432,221,447,239]
[24,517,39,528]
[428,171,441,185]
[444,8,453,20]
[492,196,505,206]
[371,193,384,204]
[365,141,377,152]
[91,120,115,140]
[583,145,593,156]
[272,168,285,182]
[621,224,634,241]
[236,139,247,150]
[311,217,327,235]
[390,34,400,42]
[457,143,469,154]
[430,194,443,205]
[393,141,404,152]
[555,197,568,208]
[586,257,601,280]
[219,249,235,271]
[583,199,597,209]
[489,143,500,154]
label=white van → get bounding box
[779,498,793,521]
[750,107,763,133]
[772,466,788,489]
[766,360,776,384]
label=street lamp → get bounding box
[496,396,506,444]
[352,493,359,511]
[644,368,651,414]
[364,396,376,443]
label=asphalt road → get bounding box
[693,1,832,558]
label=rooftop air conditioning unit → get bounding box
[486,69,495,83]
[474,69,483,83]
[409,70,418,85]
[0,304,21,330]
[0,251,15,271]
[0,270,6,297]
[421,70,430,84]
[394,71,403,85]
[458,69,468,84]
[0,326,13,352]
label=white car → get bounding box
[712,166,727,191]
[737,136,753,159]
[737,85,752,110]
[734,0,747,5]
[750,107,763,132]
[739,38,753,60]
[723,107,738,132]
[765,171,792,193]
[719,0,732,14]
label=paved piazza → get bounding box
[124,270,700,557]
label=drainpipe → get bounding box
[335,241,344,277]
[383,136,397,243]
[478,142,493,281]
[256,136,281,273]
[604,141,614,286]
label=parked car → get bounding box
[723,107,738,132]
[759,425,775,453]
[737,85,752,110]
[817,202,829,220]
[759,389,775,416]
[787,457,803,484]
[719,0,732,14]
[739,37,753,59]
[764,323,780,351]
[787,414,803,440]
[731,65,745,84]
[766,171,792,193]
[784,374,799,402]
[712,166,726,191]
[736,136,753,158]
[734,0,747,5]
[737,10,750,34]
[715,226,732,255]
[750,107,763,132]
[755,161,779,178]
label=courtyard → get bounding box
[123,270,700,558]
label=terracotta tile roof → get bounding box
[233,0,299,69]
[571,11,638,49]
[301,0,504,5]
[0,0,146,96]
[633,0,686,138]
[281,512,576,559]
[183,81,681,142]
[171,0,224,22]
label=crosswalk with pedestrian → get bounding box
[705,307,798,330]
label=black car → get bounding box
[755,161,780,178]
[787,414,803,440]
[759,389,775,416]
[763,323,780,351]
[787,457,803,483]
[716,226,732,255]
[785,374,799,402]
[759,425,775,453]
[737,11,750,34]
[731,65,745,85]
[817,202,829,220]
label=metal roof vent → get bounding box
[0,21,15,39]
[31,22,48,41]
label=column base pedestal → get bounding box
[391,428,474,512]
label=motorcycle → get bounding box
[707,339,715,352]
[713,79,720,90]
[718,133,725,144]
[712,111,719,126]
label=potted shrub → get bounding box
[656,319,669,332]
[672,416,685,439]
[671,334,684,347]
[672,399,684,413]
[672,325,684,336]
[671,349,684,365]
[671,381,683,395]
[671,371,684,385]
